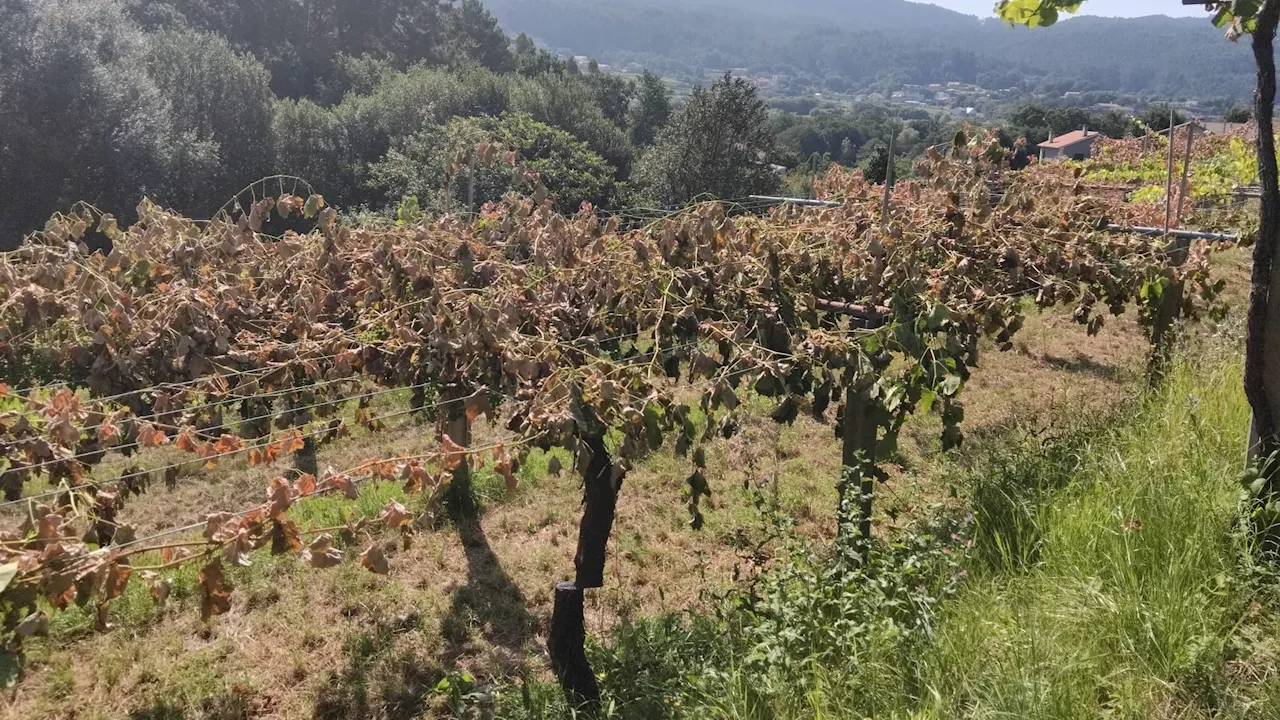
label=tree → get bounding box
[1139,103,1188,132]
[0,0,175,245]
[1226,104,1254,122]
[143,30,277,215]
[584,70,635,127]
[511,73,634,175]
[996,1,1280,481]
[271,98,349,201]
[633,73,780,207]
[369,113,619,214]
[856,141,911,185]
[629,71,672,147]
[442,0,513,73]
[141,0,514,98]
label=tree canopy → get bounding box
[633,74,781,207]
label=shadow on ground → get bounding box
[310,513,535,720]
[1040,352,1131,383]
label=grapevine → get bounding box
[0,130,1230,702]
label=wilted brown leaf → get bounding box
[150,576,172,606]
[45,571,77,609]
[101,562,132,601]
[301,534,343,569]
[174,428,200,453]
[379,500,412,529]
[223,528,253,568]
[280,430,305,455]
[204,512,240,543]
[270,519,303,555]
[441,434,466,471]
[264,476,294,518]
[198,559,233,621]
[319,467,359,499]
[295,473,316,497]
[465,391,493,423]
[161,545,192,565]
[494,447,517,495]
[360,543,390,575]
[401,463,428,494]
[213,434,244,454]
[137,422,168,448]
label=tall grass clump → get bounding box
[919,354,1258,718]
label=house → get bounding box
[1038,129,1103,161]
[1201,121,1251,135]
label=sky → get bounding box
[923,0,1207,18]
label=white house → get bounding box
[1038,129,1102,161]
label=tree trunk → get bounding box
[1250,2,1280,467]
[441,384,475,521]
[1149,236,1191,381]
[294,436,318,477]
[574,434,622,589]
[839,385,877,564]
[548,582,601,712]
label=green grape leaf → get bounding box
[0,650,19,689]
[0,562,16,593]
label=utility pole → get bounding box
[1164,108,1176,234]
[467,155,477,215]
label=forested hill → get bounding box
[0,0,1253,250]
[483,0,1253,100]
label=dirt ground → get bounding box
[2,247,1252,720]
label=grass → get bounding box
[917,353,1260,719]
[478,348,1272,720]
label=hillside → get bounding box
[484,0,1255,100]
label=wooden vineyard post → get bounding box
[549,582,601,711]
[1177,119,1195,224]
[466,155,477,215]
[840,383,878,565]
[441,382,474,521]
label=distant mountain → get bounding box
[484,0,1254,102]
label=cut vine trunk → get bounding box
[548,582,601,711]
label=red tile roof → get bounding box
[1038,130,1101,150]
